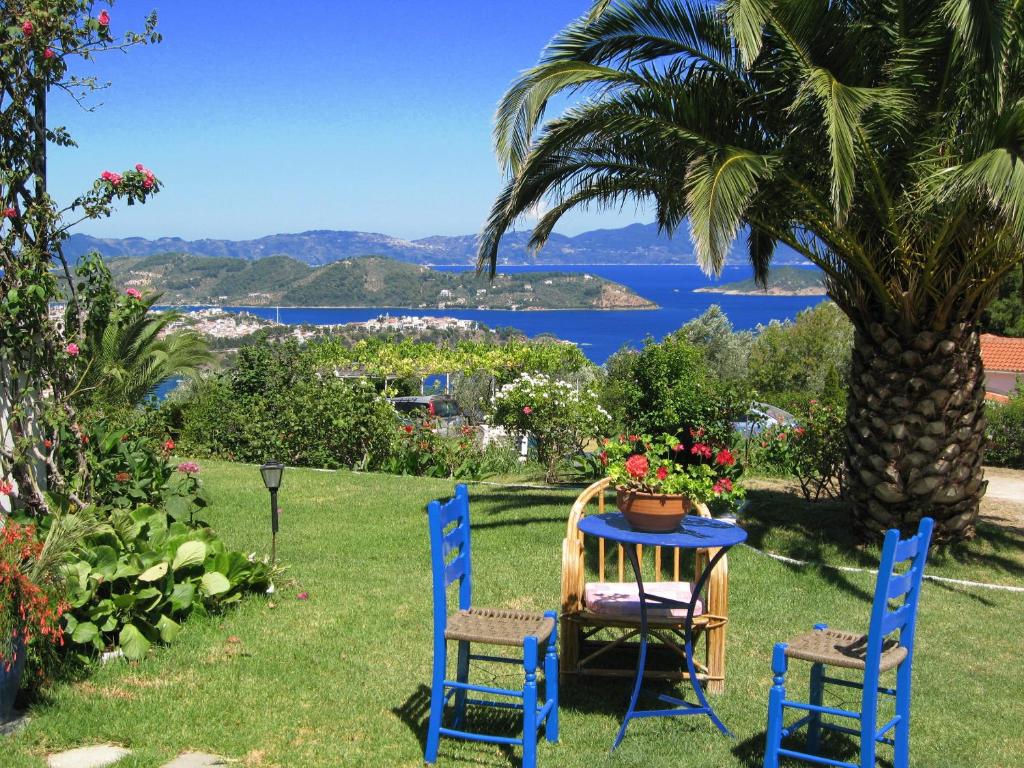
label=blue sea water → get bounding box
[197,264,825,364]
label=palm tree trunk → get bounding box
[846,320,987,541]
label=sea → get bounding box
[197,264,825,364]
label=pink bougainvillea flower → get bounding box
[101,170,114,181]
[2,208,16,218]
[296,592,309,601]
[691,443,712,460]
[656,465,668,481]
[65,342,79,356]
[126,287,142,299]
[22,20,33,36]
[142,178,153,189]
[625,454,649,479]
[715,448,736,467]
[176,461,201,474]
[0,480,13,496]
[522,406,533,415]
[135,163,145,171]
[43,47,54,59]
[98,10,110,25]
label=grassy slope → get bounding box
[2,462,1021,767]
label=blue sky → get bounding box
[49,1,653,242]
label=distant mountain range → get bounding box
[64,222,809,267]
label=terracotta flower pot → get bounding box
[0,634,26,723]
[615,487,691,532]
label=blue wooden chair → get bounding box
[764,517,934,768]
[425,484,558,767]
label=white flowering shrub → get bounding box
[490,373,611,481]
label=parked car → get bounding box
[388,395,467,433]
[732,403,798,438]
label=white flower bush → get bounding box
[490,373,611,481]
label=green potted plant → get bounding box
[603,433,745,531]
[0,518,73,721]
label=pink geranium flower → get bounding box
[522,406,533,415]
[65,343,79,356]
[177,461,201,474]
[625,454,649,479]
[126,287,142,299]
[691,443,712,460]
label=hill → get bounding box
[694,266,825,296]
[65,222,811,267]
[108,253,658,310]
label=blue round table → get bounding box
[577,512,747,748]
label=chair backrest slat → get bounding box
[892,533,921,562]
[886,570,914,601]
[428,484,473,632]
[881,603,912,636]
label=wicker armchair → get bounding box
[560,477,730,693]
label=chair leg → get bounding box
[453,640,470,728]
[893,660,912,768]
[425,638,447,765]
[544,611,559,744]
[705,617,726,695]
[764,643,788,768]
[522,636,539,768]
[560,615,576,686]
[806,662,825,752]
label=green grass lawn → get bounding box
[2,460,1022,767]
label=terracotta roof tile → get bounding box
[980,334,1024,373]
[985,391,1010,404]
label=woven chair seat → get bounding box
[445,608,555,647]
[784,628,908,672]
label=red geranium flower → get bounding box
[794,427,806,437]
[22,20,33,36]
[625,454,649,479]
[599,451,608,466]
[403,425,414,434]
[656,466,668,481]
[0,480,13,496]
[691,443,712,460]
[715,448,736,467]
[778,432,787,441]
[163,439,175,451]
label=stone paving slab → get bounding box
[160,753,228,768]
[47,745,131,768]
[0,714,29,736]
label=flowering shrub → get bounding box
[986,390,1024,468]
[604,433,745,506]
[758,400,846,500]
[491,373,611,481]
[0,522,68,669]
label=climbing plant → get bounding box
[1,2,161,514]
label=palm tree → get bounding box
[479,0,1024,541]
[75,294,212,411]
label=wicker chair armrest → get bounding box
[561,536,584,615]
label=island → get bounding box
[694,265,825,296]
[107,253,658,310]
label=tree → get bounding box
[479,0,1024,540]
[1,3,160,512]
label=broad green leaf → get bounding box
[138,562,169,582]
[155,614,181,643]
[172,540,207,570]
[200,571,230,597]
[71,621,99,645]
[119,623,151,661]
[170,582,195,613]
[90,545,118,578]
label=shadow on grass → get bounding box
[391,683,528,768]
[741,488,1024,584]
[731,727,887,768]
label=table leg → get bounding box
[613,544,647,749]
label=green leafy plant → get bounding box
[757,401,847,501]
[63,505,272,661]
[985,390,1024,468]
[490,372,611,482]
[386,421,500,480]
[603,433,744,507]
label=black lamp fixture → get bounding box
[259,461,285,563]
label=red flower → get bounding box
[43,439,53,449]
[777,432,787,441]
[674,443,685,452]
[43,47,54,59]
[656,466,668,481]
[794,427,806,437]
[713,477,734,496]
[22,20,33,36]
[690,427,705,439]
[65,342,79,356]
[0,480,13,496]
[296,591,309,601]
[2,208,16,218]
[691,443,712,460]
[628,434,640,442]
[599,451,608,466]
[126,287,142,299]
[120,433,131,442]
[115,472,131,483]
[625,454,649,479]
[143,178,153,189]
[163,439,175,452]
[81,434,89,445]
[522,406,533,415]
[97,10,110,25]
[403,425,414,434]
[715,448,736,467]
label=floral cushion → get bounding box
[584,580,703,619]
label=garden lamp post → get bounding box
[259,461,284,563]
